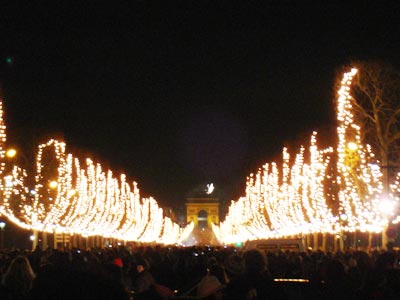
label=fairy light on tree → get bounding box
[1,66,397,248]
[213,132,337,245]
[214,68,388,246]
[0,98,191,245]
[0,100,10,216]
[336,68,385,240]
[212,197,255,244]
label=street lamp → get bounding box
[347,142,358,151]
[5,147,34,171]
[380,194,397,248]
[5,148,17,158]
[5,148,32,179]
[379,196,396,217]
[339,213,348,251]
[0,221,6,249]
[49,180,58,189]
[380,164,400,249]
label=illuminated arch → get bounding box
[186,197,219,229]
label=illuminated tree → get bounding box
[0,95,193,245]
[346,62,400,247]
[214,68,388,247]
[336,68,384,235]
[350,61,400,190]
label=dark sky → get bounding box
[0,2,399,208]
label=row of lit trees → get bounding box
[1,65,398,249]
[213,67,400,249]
[0,100,193,245]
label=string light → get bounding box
[0,97,192,244]
[213,68,390,244]
[0,67,397,246]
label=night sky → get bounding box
[1,2,399,209]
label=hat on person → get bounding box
[113,257,123,268]
[197,275,225,298]
[224,254,244,276]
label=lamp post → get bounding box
[0,221,6,249]
[339,213,348,251]
[380,193,397,249]
[343,141,358,251]
[380,164,400,249]
[5,147,32,183]
[5,148,16,159]
[30,233,36,250]
[3,148,17,178]
[5,148,37,249]
[5,147,32,170]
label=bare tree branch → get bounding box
[350,61,400,170]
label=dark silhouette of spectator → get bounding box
[319,258,352,300]
[224,249,284,300]
[344,251,369,295]
[102,254,124,285]
[30,268,129,300]
[132,256,161,299]
[224,253,244,282]
[0,255,35,300]
[197,274,225,300]
[4,244,400,300]
[192,261,228,300]
[208,264,228,285]
[358,251,400,300]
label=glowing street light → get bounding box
[0,221,6,249]
[48,180,58,189]
[5,148,16,158]
[379,196,396,217]
[347,142,358,151]
[340,213,348,221]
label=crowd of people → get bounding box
[0,244,399,300]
